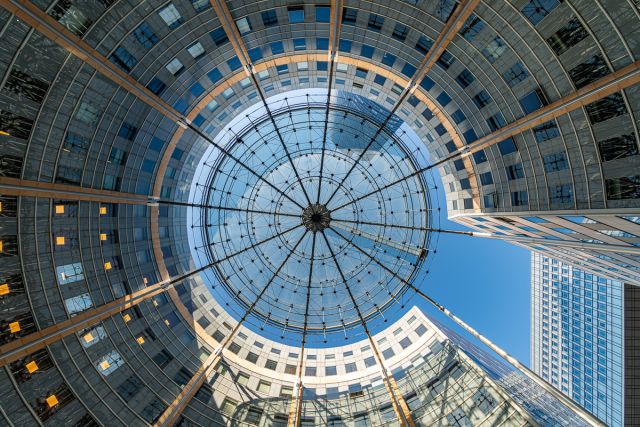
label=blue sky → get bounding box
[415,185,532,366]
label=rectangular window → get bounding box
[76,102,99,124]
[57,262,84,285]
[533,120,560,143]
[392,23,409,41]
[118,123,138,140]
[472,90,492,108]
[486,112,506,131]
[96,350,124,376]
[166,58,184,75]
[191,0,209,12]
[455,69,475,88]
[498,137,517,155]
[585,93,627,124]
[549,184,573,204]
[236,17,252,35]
[288,6,304,23]
[521,0,560,25]
[597,133,638,162]
[480,172,493,185]
[460,14,485,41]
[368,14,384,31]
[569,55,610,89]
[187,42,205,59]
[146,78,166,96]
[325,366,337,376]
[436,51,455,70]
[606,176,640,200]
[133,22,157,48]
[293,38,306,51]
[506,163,525,180]
[547,18,589,55]
[415,35,433,55]
[342,7,357,25]
[543,152,569,172]
[315,6,330,23]
[210,27,228,45]
[519,89,546,114]
[65,293,92,315]
[261,10,278,27]
[158,4,182,29]
[482,37,507,63]
[511,191,529,206]
[503,62,529,87]
[382,348,395,359]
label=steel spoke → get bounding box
[160,199,301,218]
[211,224,302,265]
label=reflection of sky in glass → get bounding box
[188,89,442,345]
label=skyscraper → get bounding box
[531,253,640,426]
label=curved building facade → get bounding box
[0,0,638,426]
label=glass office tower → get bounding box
[530,253,632,426]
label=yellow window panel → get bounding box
[0,240,4,253]
[143,277,148,284]
[100,360,110,370]
[99,233,107,241]
[25,361,39,373]
[153,299,159,307]
[55,205,65,214]
[46,395,59,408]
[9,321,20,333]
[55,236,65,245]
[122,313,131,323]
[164,319,170,326]
[104,262,112,270]
[83,332,94,343]
[136,336,145,344]
[0,201,3,212]
[99,206,107,215]
[0,283,9,296]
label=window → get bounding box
[543,152,569,172]
[436,50,455,70]
[264,359,277,370]
[480,172,493,185]
[547,18,589,55]
[257,380,271,393]
[158,4,182,29]
[354,413,371,427]
[482,37,507,63]
[597,133,638,162]
[305,366,316,376]
[368,13,384,31]
[146,78,166,96]
[236,17,252,35]
[117,375,143,401]
[345,362,357,373]
[399,337,412,349]
[288,6,304,23]
[280,386,293,397]
[210,27,228,45]
[133,22,157,48]
[503,62,529,86]
[65,293,92,315]
[511,191,529,206]
[342,7,357,25]
[606,176,640,200]
[96,350,124,376]
[316,6,330,22]
[569,55,610,89]
[285,364,296,374]
[486,113,506,131]
[460,14,485,41]
[533,120,560,143]
[585,93,627,124]
[415,35,433,55]
[452,109,466,124]
[392,23,409,41]
[221,398,237,415]
[294,38,307,51]
[549,184,573,204]
[187,42,205,59]
[498,137,517,155]
[57,263,84,285]
[261,9,278,27]
[382,348,395,359]
[245,352,258,364]
[119,123,137,140]
[472,90,492,108]
[166,58,184,75]
[506,163,525,180]
[520,89,546,114]
[483,194,497,208]
[382,52,396,67]
[325,366,337,376]
[455,69,475,88]
[521,0,560,25]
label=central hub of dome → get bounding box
[302,203,331,232]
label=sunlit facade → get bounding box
[0,0,638,425]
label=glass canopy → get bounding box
[189,91,439,341]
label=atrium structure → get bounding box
[0,0,638,426]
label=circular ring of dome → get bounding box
[195,99,434,334]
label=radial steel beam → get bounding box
[321,232,415,427]
[316,0,343,203]
[287,232,317,427]
[0,224,301,367]
[332,222,424,257]
[209,0,314,206]
[154,231,308,427]
[329,227,606,427]
[408,0,481,95]
[0,177,149,204]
